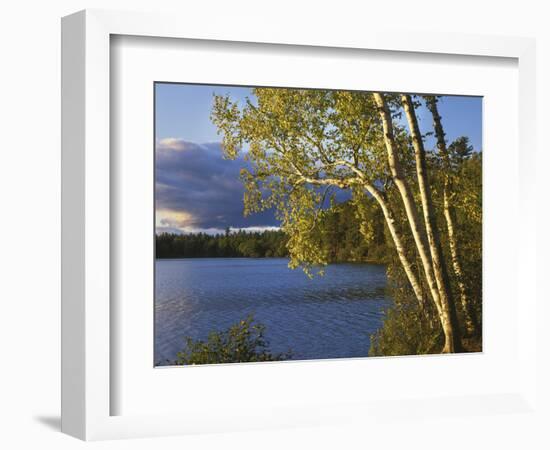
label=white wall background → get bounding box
[0,1,548,448]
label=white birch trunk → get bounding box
[425,96,478,337]
[364,183,425,307]
[372,93,447,328]
[401,94,462,352]
[443,190,476,335]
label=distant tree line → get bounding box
[156,228,288,258]
[156,199,388,262]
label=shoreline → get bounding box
[155,256,388,265]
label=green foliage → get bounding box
[174,316,290,365]
[156,229,288,258]
[211,88,406,275]
[447,148,483,331]
[316,195,387,263]
[369,301,443,357]
[371,148,483,354]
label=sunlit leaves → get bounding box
[210,88,400,275]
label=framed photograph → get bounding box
[61,9,537,440]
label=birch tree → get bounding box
[211,88,464,353]
[399,94,462,351]
[424,96,479,336]
[371,94,461,352]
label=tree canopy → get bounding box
[211,89,409,274]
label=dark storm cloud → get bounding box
[155,138,278,233]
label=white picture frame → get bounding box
[61,9,538,441]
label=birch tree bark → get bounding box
[373,92,463,353]
[424,96,478,337]
[401,94,463,352]
[364,183,426,307]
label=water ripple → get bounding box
[155,258,391,364]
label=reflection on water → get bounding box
[155,258,391,365]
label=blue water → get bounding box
[155,258,391,365]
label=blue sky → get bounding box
[155,83,482,234]
[155,84,252,144]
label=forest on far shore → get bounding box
[156,199,388,263]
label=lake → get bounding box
[155,258,391,365]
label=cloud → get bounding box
[156,208,196,229]
[155,138,278,234]
[157,137,189,151]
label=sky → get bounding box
[155,83,482,235]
